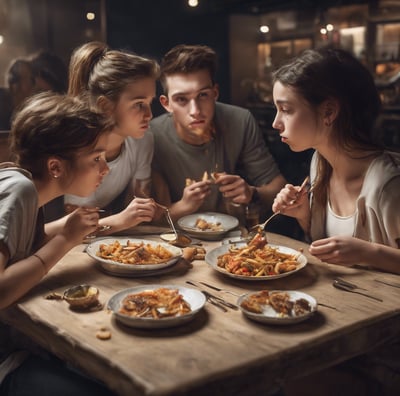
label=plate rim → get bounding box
[205,243,307,281]
[86,237,183,272]
[107,284,206,328]
[237,289,317,324]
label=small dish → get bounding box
[160,232,193,247]
[178,212,239,240]
[107,284,206,329]
[238,290,317,325]
[63,284,100,309]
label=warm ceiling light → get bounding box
[0,35,3,45]
[260,25,270,33]
[86,12,95,21]
[188,0,198,7]
[326,24,334,31]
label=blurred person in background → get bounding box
[29,50,68,94]
[0,59,35,130]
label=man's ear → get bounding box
[160,95,171,112]
[97,95,115,116]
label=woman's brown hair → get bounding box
[10,92,111,179]
[68,41,159,104]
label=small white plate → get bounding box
[238,290,317,325]
[205,243,307,280]
[86,238,182,276]
[107,285,206,329]
[178,212,239,240]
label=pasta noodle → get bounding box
[217,233,299,277]
[96,240,173,265]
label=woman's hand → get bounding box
[309,236,370,266]
[119,197,156,228]
[272,183,310,230]
[61,207,100,245]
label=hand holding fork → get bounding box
[251,176,310,233]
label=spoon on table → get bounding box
[149,199,196,248]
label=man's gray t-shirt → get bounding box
[151,102,280,212]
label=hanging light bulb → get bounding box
[260,25,269,33]
[86,12,95,21]
[188,0,198,7]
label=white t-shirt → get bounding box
[64,133,153,208]
[326,200,356,237]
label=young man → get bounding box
[150,44,286,222]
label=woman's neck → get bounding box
[105,132,125,161]
[319,146,378,182]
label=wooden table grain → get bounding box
[1,231,400,396]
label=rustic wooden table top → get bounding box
[1,229,400,396]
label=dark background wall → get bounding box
[106,0,230,109]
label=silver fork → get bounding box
[198,281,243,297]
[250,176,309,232]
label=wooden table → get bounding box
[1,230,400,396]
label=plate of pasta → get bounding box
[86,238,182,277]
[205,236,307,280]
[238,290,317,325]
[107,285,206,328]
[178,212,239,240]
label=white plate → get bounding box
[86,238,182,276]
[107,285,206,329]
[205,243,307,280]
[238,290,317,325]
[178,212,239,240]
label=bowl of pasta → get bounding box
[205,234,307,280]
[86,238,182,277]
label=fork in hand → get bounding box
[251,176,310,233]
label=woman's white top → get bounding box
[326,199,356,237]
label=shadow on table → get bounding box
[111,308,210,337]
